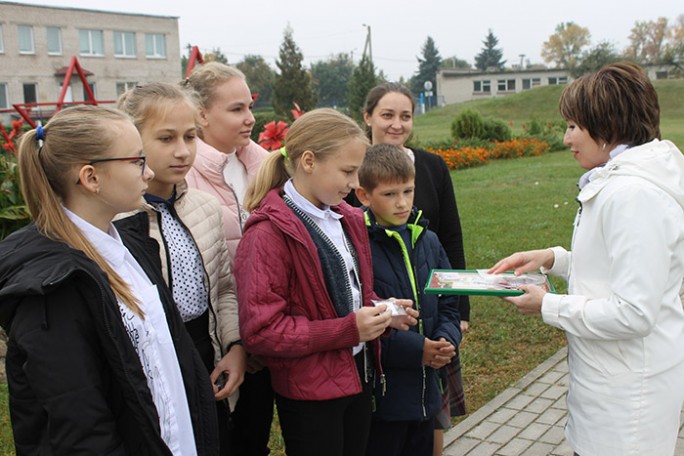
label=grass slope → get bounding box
[414,79,684,148]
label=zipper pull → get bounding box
[381,373,386,396]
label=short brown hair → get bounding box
[358,143,415,192]
[559,61,660,146]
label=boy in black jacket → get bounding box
[356,144,462,456]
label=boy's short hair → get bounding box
[358,144,415,192]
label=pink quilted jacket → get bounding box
[186,138,269,265]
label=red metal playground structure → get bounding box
[1,46,207,153]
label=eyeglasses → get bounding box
[75,155,147,184]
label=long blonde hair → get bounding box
[185,61,246,109]
[117,82,198,132]
[18,106,144,317]
[244,108,369,212]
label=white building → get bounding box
[0,1,180,123]
[436,67,571,106]
[435,63,675,107]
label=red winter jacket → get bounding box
[234,187,383,401]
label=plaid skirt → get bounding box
[434,346,466,429]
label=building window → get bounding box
[145,33,166,58]
[522,78,541,90]
[473,80,491,93]
[83,83,96,100]
[59,83,73,103]
[548,76,568,85]
[0,25,5,54]
[497,79,516,92]
[47,27,62,55]
[79,29,104,56]
[17,25,35,54]
[116,81,138,96]
[23,83,37,104]
[0,83,9,109]
[114,31,136,57]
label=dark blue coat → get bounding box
[365,208,461,421]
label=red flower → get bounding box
[291,102,304,120]
[258,120,289,151]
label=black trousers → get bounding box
[275,352,373,456]
[230,368,275,456]
[365,417,435,456]
[185,311,232,455]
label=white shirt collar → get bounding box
[284,179,342,221]
[63,207,126,268]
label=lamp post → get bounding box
[423,80,433,112]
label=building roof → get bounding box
[0,1,178,19]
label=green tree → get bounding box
[236,55,275,108]
[664,15,684,76]
[181,43,192,78]
[625,17,669,64]
[347,54,379,122]
[541,22,591,70]
[441,56,471,70]
[474,30,506,71]
[411,36,442,98]
[204,47,228,64]
[272,26,317,118]
[311,53,354,108]
[572,41,622,77]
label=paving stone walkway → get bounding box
[442,346,684,455]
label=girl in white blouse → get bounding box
[0,106,218,455]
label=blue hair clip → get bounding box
[35,125,45,142]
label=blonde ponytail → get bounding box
[17,106,145,317]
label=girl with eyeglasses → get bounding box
[116,82,245,455]
[0,106,219,455]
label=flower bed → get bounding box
[426,137,552,171]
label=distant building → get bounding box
[436,67,571,106]
[0,1,180,123]
[436,63,676,107]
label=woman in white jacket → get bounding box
[489,61,684,456]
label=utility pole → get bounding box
[362,24,372,64]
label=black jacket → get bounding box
[0,223,219,455]
[348,147,470,321]
[365,209,461,421]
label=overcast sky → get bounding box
[15,0,684,80]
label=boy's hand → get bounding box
[422,338,455,369]
[356,305,392,342]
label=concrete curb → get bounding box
[443,347,568,449]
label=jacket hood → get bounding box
[579,139,684,210]
[0,224,99,329]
